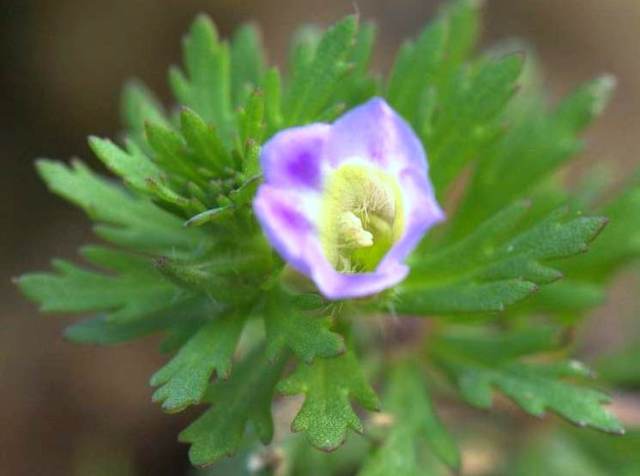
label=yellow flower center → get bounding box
[320,162,404,272]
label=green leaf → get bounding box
[238,89,265,175]
[333,22,377,108]
[428,53,524,191]
[34,160,203,254]
[19,246,189,322]
[386,16,446,123]
[121,79,170,151]
[150,313,246,412]
[512,280,606,318]
[169,14,233,142]
[230,23,266,106]
[439,0,480,71]
[88,136,192,210]
[429,329,624,434]
[263,67,283,134]
[179,347,286,466]
[453,75,615,236]
[264,290,344,363]
[63,298,210,347]
[564,185,640,281]
[180,107,233,174]
[359,363,459,475]
[553,75,616,133]
[145,121,200,183]
[285,16,358,124]
[399,202,607,315]
[277,349,380,451]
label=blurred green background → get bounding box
[2,0,639,474]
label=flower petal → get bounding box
[260,123,330,190]
[253,185,317,275]
[381,167,445,266]
[306,244,409,300]
[325,97,427,173]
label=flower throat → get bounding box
[320,163,404,273]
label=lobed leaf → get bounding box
[179,347,286,466]
[264,290,345,363]
[429,329,624,434]
[399,202,607,315]
[34,159,204,253]
[19,246,189,322]
[169,14,233,142]
[285,16,358,124]
[120,79,170,151]
[150,312,246,412]
[230,23,266,106]
[277,349,380,451]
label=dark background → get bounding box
[2,1,639,474]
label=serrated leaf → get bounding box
[180,107,233,173]
[333,22,377,108]
[169,14,233,141]
[359,363,460,475]
[121,79,170,151]
[453,75,615,236]
[34,160,203,254]
[277,349,380,451]
[285,16,358,124]
[429,53,524,191]
[564,185,640,281]
[230,23,266,106]
[88,136,192,210]
[553,75,616,133]
[64,297,211,347]
[264,290,344,363]
[399,202,607,315]
[145,121,200,183]
[179,347,286,466]
[238,89,265,175]
[386,16,446,124]
[514,280,606,318]
[439,0,480,71]
[151,313,246,412]
[263,67,283,134]
[430,329,624,434]
[19,247,189,322]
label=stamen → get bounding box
[320,162,405,273]
[338,212,374,248]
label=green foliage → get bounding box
[150,312,246,412]
[429,328,623,434]
[19,245,191,321]
[264,289,345,363]
[398,202,607,314]
[170,15,234,142]
[18,0,640,472]
[180,347,286,466]
[277,349,380,450]
[284,16,358,124]
[359,363,460,475]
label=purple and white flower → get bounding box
[253,97,444,300]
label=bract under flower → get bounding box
[253,97,444,300]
